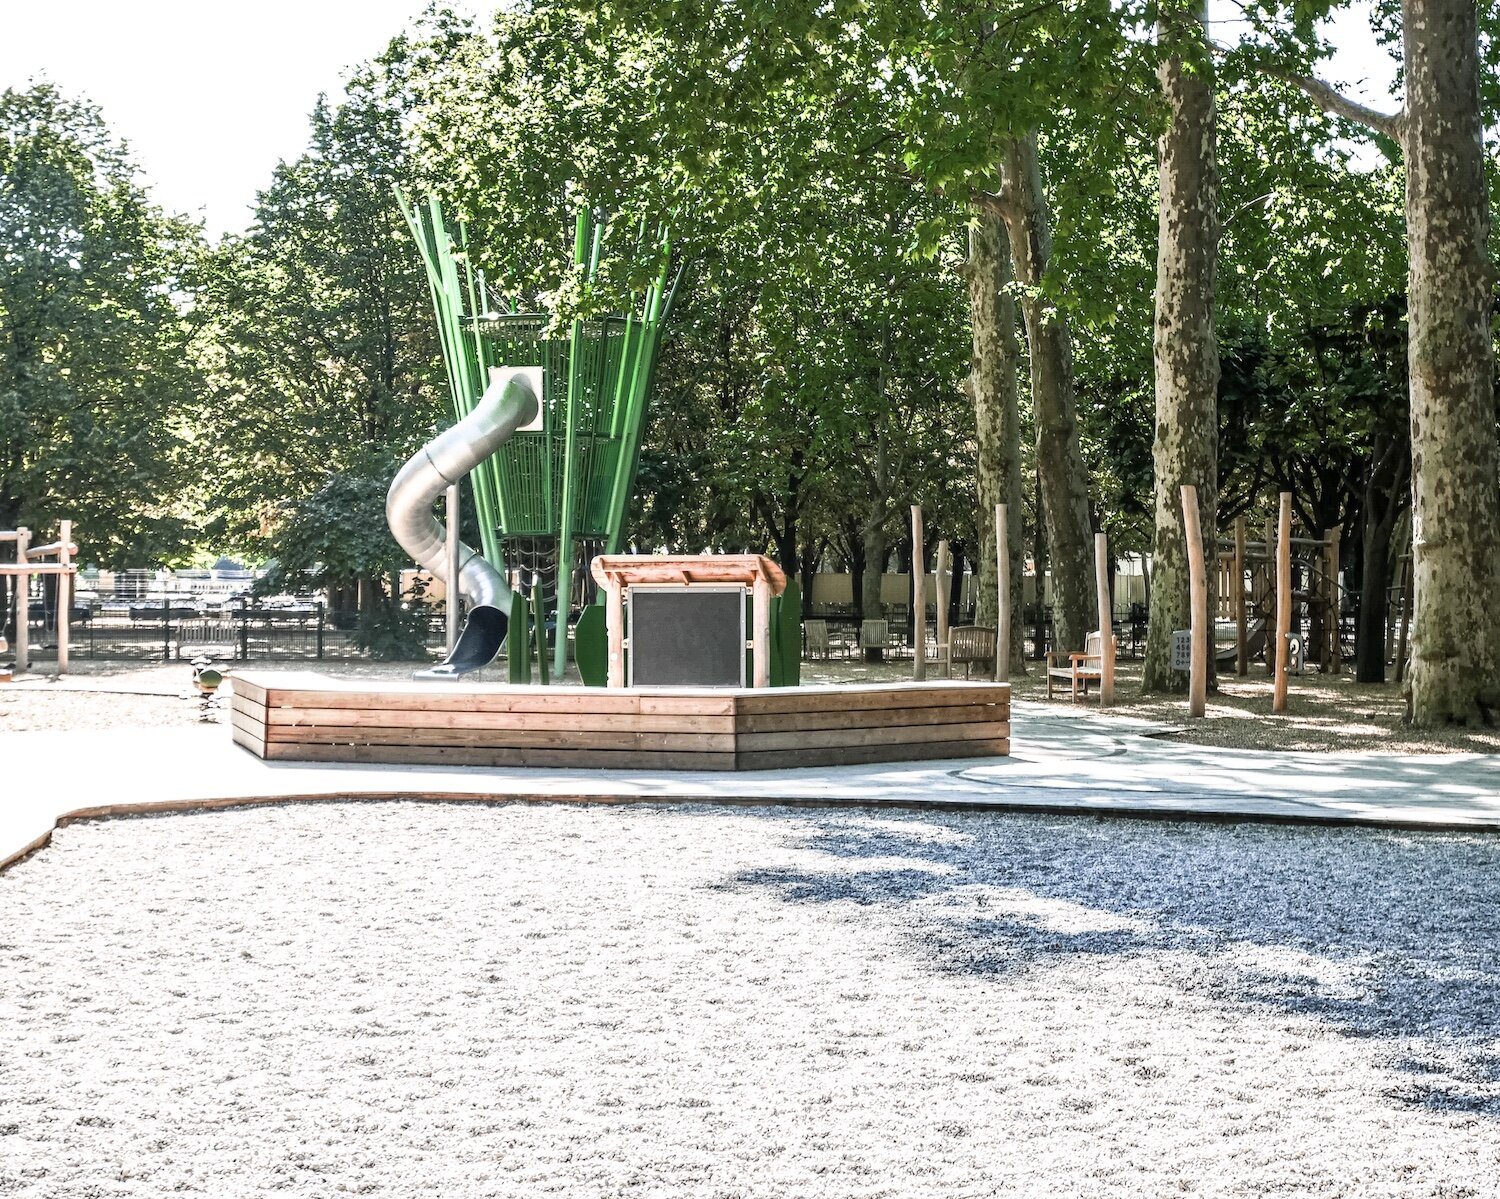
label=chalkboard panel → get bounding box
[629,586,746,687]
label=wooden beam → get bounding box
[935,539,950,677]
[1094,530,1114,705]
[1181,487,1207,719]
[57,520,71,675]
[752,575,771,688]
[911,505,926,682]
[995,503,1009,683]
[1234,516,1247,676]
[606,581,625,688]
[13,528,27,674]
[1274,492,1292,713]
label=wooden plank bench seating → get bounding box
[946,625,997,678]
[231,672,1010,771]
[1046,631,1115,702]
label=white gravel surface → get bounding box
[3,802,1498,1198]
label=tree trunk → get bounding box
[861,518,887,660]
[998,132,1096,655]
[1142,1,1221,693]
[1032,468,1048,658]
[1402,0,1500,723]
[966,206,1028,674]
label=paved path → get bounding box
[5,702,1499,870]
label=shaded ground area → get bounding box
[2,803,1497,1197]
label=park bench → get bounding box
[802,619,833,660]
[946,624,997,678]
[1046,630,1115,701]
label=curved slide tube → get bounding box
[387,366,541,680]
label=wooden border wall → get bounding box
[231,673,1010,771]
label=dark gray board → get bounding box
[629,586,745,687]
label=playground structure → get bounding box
[1215,513,1342,676]
[1,521,78,679]
[394,193,681,679]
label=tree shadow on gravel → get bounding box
[723,807,1500,1117]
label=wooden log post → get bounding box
[912,505,927,682]
[1263,515,1276,675]
[605,581,625,688]
[1180,488,1207,719]
[1234,516,1247,676]
[13,527,28,675]
[1274,492,1292,713]
[1093,531,1115,706]
[935,539,950,678]
[752,575,772,688]
[995,503,1010,683]
[57,520,71,675]
[1326,525,1342,675]
[445,486,461,656]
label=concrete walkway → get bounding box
[5,702,1500,871]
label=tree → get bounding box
[194,71,442,610]
[1241,0,1500,723]
[1142,1,1221,691]
[0,83,202,567]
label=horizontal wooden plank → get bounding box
[735,685,1010,716]
[737,738,1009,770]
[230,675,267,705]
[737,721,1009,753]
[735,703,1007,734]
[263,743,739,771]
[266,725,738,753]
[230,722,266,758]
[260,687,737,718]
[266,706,736,735]
[230,707,267,744]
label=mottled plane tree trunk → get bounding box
[983,131,1096,656]
[966,206,1027,673]
[1279,0,1500,723]
[1142,1,1220,693]
[1400,0,1500,721]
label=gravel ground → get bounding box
[3,802,1498,1197]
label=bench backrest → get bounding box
[859,619,888,649]
[803,619,829,651]
[950,625,996,662]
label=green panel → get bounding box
[774,578,802,687]
[574,603,608,687]
[506,591,531,684]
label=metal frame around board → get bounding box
[627,584,747,688]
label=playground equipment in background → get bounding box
[1,521,78,679]
[1216,513,1342,677]
[386,367,541,680]
[396,192,682,679]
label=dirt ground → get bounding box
[2,651,1495,756]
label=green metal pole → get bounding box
[552,211,589,679]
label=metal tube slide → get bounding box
[387,365,541,679]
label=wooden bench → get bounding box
[1046,631,1115,701]
[946,625,996,678]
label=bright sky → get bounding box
[1,2,1398,240]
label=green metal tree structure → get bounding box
[397,192,681,677]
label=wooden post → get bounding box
[445,485,460,656]
[1180,488,1207,718]
[1233,516,1247,676]
[1094,531,1114,705]
[57,520,71,675]
[14,527,28,674]
[911,505,926,681]
[1274,492,1292,714]
[995,503,1009,683]
[1263,515,1276,675]
[935,539,950,677]
[752,576,771,688]
[1326,525,1341,675]
[605,581,625,688]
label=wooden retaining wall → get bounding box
[231,672,1010,771]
